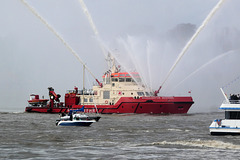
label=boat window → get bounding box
[79,90,83,95]
[126,78,132,82]
[126,74,130,77]
[84,98,88,102]
[120,74,125,77]
[103,91,110,99]
[119,78,125,82]
[89,98,93,102]
[225,111,240,119]
[112,78,118,82]
[145,92,150,96]
[89,90,94,95]
[137,92,145,96]
[106,78,110,84]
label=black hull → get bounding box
[211,132,240,136]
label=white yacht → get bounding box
[209,88,240,135]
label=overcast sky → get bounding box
[0,0,239,113]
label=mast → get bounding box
[83,64,85,105]
[220,88,229,103]
[106,53,118,73]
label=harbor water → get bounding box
[1,112,240,159]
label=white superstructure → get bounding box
[209,88,240,135]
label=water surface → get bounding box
[1,112,239,159]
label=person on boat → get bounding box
[229,94,239,103]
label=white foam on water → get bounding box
[167,128,183,132]
[152,139,240,150]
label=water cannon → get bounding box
[96,79,103,88]
[154,86,162,96]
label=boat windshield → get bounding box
[137,92,145,96]
[225,111,240,119]
[126,78,132,82]
[119,78,125,82]
[229,94,240,104]
[112,78,118,82]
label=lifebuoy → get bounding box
[105,100,108,104]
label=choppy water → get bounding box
[1,112,240,159]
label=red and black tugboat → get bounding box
[25,57,194,114]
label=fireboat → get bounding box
[25,56,194,114]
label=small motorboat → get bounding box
[27,94,49,107]
[67,108,101,122]
[56,113,97,126]
[56,107,100,126]
[209,88,240,135]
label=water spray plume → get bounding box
[78,0,107,57]
[158,0,226,93]
[20,0,102,87]
[169,50,237,93]
[146,40,153,90]
[78,0,98,36]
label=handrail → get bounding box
[222,100,240,104]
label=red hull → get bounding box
[25,107,69,113]
[25,96,193,114]
[74,96,193,114]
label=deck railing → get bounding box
[223,100,240,104]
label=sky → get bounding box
[0,0,240,113]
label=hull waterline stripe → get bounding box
[209,127,240,129]
[85,101,193,110]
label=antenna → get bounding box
[220,88,229,103]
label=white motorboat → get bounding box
[56,113,96,126]
[56,108,100,126]
[209,88,240,135]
